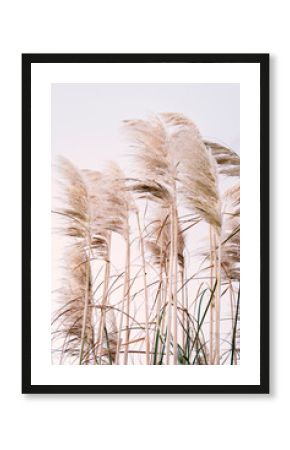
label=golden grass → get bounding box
[51,113,240,365]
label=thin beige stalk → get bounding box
[153,263,163,363]
[123,230,131,365]
[151,239,164,364]
[180,268,186,350]
[172,205,178,365]
[160,264,168,363]
[209,225,214,364]
[116,232,130,364]
[115,274,127,365]
[96,232,111,364]
[151,227,164,364]
[79,255,91,365]
[182,264,189,359]
[165,206,174,365]
[213,231,222,365]
[136,211,150,364]
[229,282,237,365]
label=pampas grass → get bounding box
[52,113,240,365]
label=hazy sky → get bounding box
[51,83,240,171]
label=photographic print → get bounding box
[22,54,269,393]
[51,84,240,367]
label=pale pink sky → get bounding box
[51,83,240,171]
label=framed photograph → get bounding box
[22,53,269,394]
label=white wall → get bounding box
[0,1,284,449]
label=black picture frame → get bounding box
[22,53,269,394]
